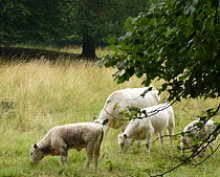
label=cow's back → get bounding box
[97,87,160,130]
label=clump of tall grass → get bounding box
[0,60,142,128]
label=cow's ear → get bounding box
[123,134,128,139]
[34,144,38,149]
[103,119,109,125]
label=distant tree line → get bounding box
[0,0,150,59]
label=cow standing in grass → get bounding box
[30,121,108,171]
[180,119,216,157]
[95,86,160,134]
[118,103,175,155]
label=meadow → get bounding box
[0,52,219,177]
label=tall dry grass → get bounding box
[0,59,219,177]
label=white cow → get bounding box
[95,86,160,133]
[180,119,216,157]
[118,103,175,155]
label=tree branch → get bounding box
[150,105,220,177]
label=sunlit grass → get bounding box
[0,59,219,177]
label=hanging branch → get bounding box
[212,0,220,24]
[150,125,220,177]
[149,105,220,177]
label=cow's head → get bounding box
[117,133,132,153]
[30,144,44,163]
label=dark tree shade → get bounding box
[0,0,66,44]
[0,0,150,59]
[72,0,150,59]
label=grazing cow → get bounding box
[30,121,108,171]
[180,119,216,157]
[118,103,175,155]
[95,86,160,133]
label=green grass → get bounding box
[0,57,219,177]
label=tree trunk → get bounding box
[81,33,96,60]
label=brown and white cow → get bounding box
[30,121,107,171]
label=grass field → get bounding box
[0,55,219,177]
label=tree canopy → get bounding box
[0,0,67,44]
[0,0,149,59]
[105,0,220,101]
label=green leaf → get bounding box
[108,36,117,45]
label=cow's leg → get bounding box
[146,129,154,156]
[59,147,68,165]
[167,126,174,147]
[85,142,94,170]
[93,143,101,172]
[52,138,68,165]
[158,131,163,147]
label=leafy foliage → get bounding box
[105,0,220,101]
[0,0,67,44]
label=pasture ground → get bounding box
[0,51,219,177]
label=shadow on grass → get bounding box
[0,46,85,62]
